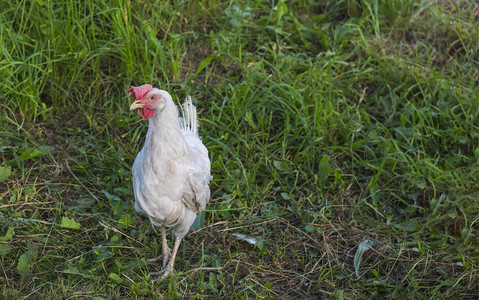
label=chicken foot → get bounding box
[148,226,171,269]
[160,236,182,279]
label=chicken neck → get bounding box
[143,106,190,164]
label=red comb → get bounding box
[128,84,153,100]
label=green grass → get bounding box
[1,0,478,298]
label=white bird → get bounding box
[128,84,212,278]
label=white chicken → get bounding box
[128,84,212,278]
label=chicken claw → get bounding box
[147,247,171,269]
[161,264,174,279]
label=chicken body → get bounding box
[129,84,211,278]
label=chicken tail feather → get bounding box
[180,96,198,134]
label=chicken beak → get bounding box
[130,100,144,111]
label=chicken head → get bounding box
[129,84,171,119]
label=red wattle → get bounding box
[141,108,155,119]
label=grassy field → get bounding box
[1,0,478,298]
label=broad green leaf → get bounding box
[95,251,113,262]
[109,272,122,283]
[114,187,132,195]
[273,160,289,172]
[0,244,12,256]
[19,145,54,160]
[38,145,55,154]
[19,147,43,160]
[318,155,333,181]
[304,224,315,233]
[105,240,123,247]
[61,216,81,230]
[0,166,11,182]
[118,213,132,228]
[17,248,38,275]
[114,199,124,216]
[61,264,91,277]
[0,227,15,241]
[394,220,418,231]
[102,189,120,201]
[261,202,283,217]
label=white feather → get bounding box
[179,96,198,134]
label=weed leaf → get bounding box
[17,248,38,276]
[96,251,114,262]
[109,272,122,283]
[0,227,15,242]
[0,244,12,256]
[61,264,91,278]
[118,213,132,228]
[19,145,54,160]
[273,160,289,172]
[0,227,15,241]
[61,217,81,230]
[0,166,11,182]
[318,155,332,181]
[102,189,120,201]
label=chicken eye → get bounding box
[150,96,155,101]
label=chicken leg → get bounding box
[161,236,182,279]
[147,226,171,269]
